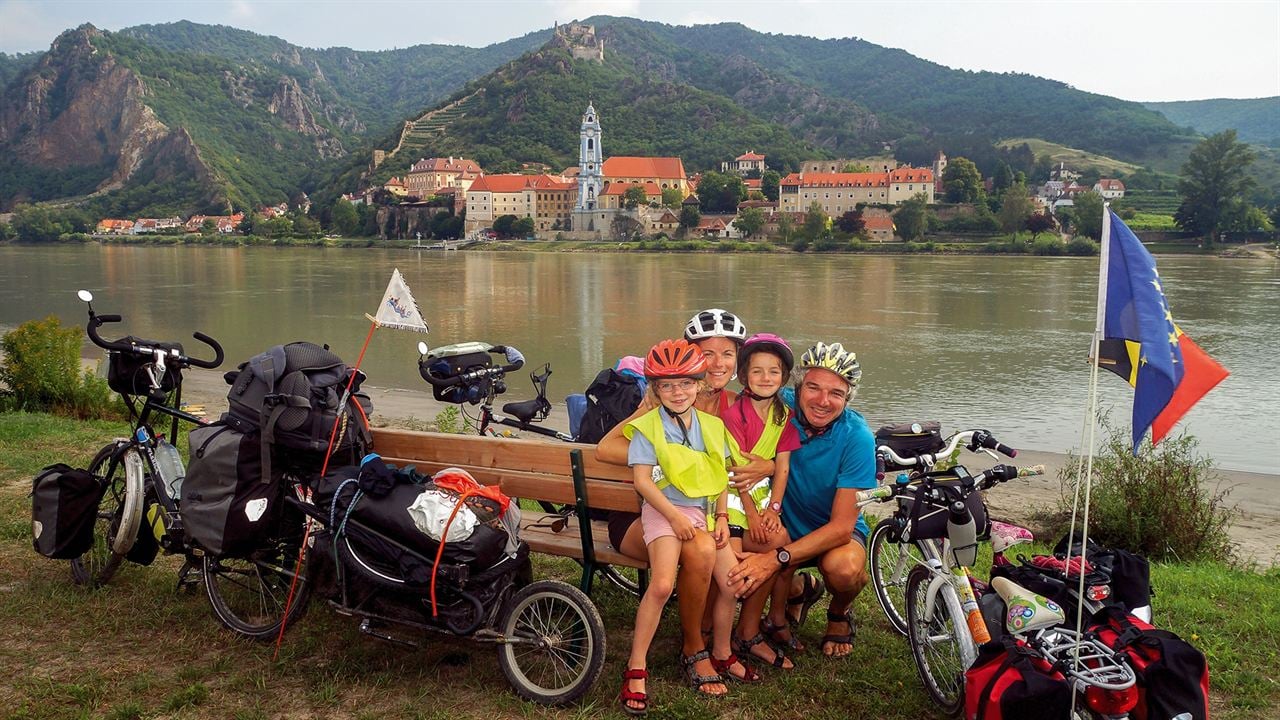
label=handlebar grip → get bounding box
[418,360,463,387]
[875,452,886,481]
[186,331,224,369]
[98,314,122,323]
[995,442,1017,458]
[855,485,895,504]
[1019,464,1046,477]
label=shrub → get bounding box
[1052,418,1232,562]
[983,239,1028,253]
[0,316,118,419]
[1066,238,1099,256]
[1031,236,1065,256]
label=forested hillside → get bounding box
[1144,97,1280,147]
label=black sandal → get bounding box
[761,615,804,653]
[732,632,793,670]
[787,571,826,628]
[820,609,856,657]
[678,649,727,697]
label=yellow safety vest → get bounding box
[725,407,787,527]
[624,408,744,499]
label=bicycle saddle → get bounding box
[502,397,550,425]
[991,576,1066,635]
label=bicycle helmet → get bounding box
[683,308,748,345]
[797,342,862,388]
[737,333,794,379]
[644,338,707,380]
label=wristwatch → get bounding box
[768,501,782,513]
[775,547,792,569]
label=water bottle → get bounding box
[946,499,979,568]
[154,437,186,500]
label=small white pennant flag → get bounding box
[368,268,429,333]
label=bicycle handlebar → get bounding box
[85,310,224,369]
[875,428,1018,480]
[855,463,1045,507]
[417,344,526,388]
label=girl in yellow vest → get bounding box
[619,339,745,715]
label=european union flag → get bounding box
[1100,211,1227,453]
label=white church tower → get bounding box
[576,102,603,211]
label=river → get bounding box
[1,245,1275,474]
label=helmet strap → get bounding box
[741,387,777,402]
[663,406,694,447]
[794,405,832,443]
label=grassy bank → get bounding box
[1,411,1276,718]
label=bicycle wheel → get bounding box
[869,518,927,636]
[905,565,970,716]
[70,442,144,587]
[496,579,606,706]
[597,564,643,596]
[204,507,311,640]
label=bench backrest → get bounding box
[370,428,639,513]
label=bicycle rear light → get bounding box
[1086,584,1111,602]
[1084,684,1139,714]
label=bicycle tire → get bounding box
[869,518,927,636]
[204,506,311,640]
[496,579,606,706]
[597,563,643,596]
[70,442,143,587]
[905,564,970,716]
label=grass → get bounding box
[996,138,1145,177]
[1,411,1277,718]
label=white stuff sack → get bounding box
[407,489,478,543]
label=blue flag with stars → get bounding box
[1103,210,1184,453]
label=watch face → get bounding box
[777,548,791,564]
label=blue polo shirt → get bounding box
[778,387,877,539]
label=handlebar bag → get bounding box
[875,421,944,468]
[107,337,184,396]
[1088,607,1210,720]
[963,637,1073,720]
[181,422,285,558]
[30,464,106,559]
[897,479,989,542]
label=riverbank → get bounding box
[177,367,1280,567]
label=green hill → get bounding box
[1143,97,1280,147]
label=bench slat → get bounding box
[371,428,632,482]
[520,512,647,569]
[378,457,641,513]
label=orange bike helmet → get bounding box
[644,339,707,380]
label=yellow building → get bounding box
[405,156,483,198]
[465,174,577,234]
[779,167,934,215]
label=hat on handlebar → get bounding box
[797,342,862,389]
[644,339,707,380]
[683,308,747,345]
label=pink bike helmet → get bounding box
[737,333,794,378]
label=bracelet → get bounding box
[714,512,730,520]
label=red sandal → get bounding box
[711,652,762,683]
[620,668,648,716]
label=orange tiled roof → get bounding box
[1096,179,1125,191]
[864,216,894,230]
[736,152,765,161]
[744,178,762,188]
[601,181,663,196]
[603,156,686,179]
[889,167,934,183]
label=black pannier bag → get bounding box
[31,464,106,559]
[107,337,184,396]
[576,367,644,444]
[897,479,990,542]
[181,422,285,557]
[222,341,373,475]
[875,421,945,466]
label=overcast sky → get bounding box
[1,0,1276,102]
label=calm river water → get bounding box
[1,245,1275,474]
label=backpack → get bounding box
[964,637,1074,720]
[181,422,286,557]
[1088,607,1210,720]
[575,368,644,444]
[222,342,373,477]
[31,464,105,559]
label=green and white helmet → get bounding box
[797,342,862,387]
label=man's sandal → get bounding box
[733,632,794,670]
[711,652,761,683]
[820,609,856,657]
[679,649,727,697]
[619,668,648,716]
[787,572,826,628]
[761,615,804,653]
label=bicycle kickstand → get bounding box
[176,559,203,593]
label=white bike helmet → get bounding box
[684,308,748,345]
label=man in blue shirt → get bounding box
[728,342,875,658]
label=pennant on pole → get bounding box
[369,268,429,333]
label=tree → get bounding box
[11,205,69,243]
[761,169,781,202]
[1072,191,1105,239]
[199,218,218,235]
[991,160,1015,194]
[622,185,648,210]
[512,216,535,237]
[835,208,865,236]
[695,171,748,213]
[678,205,701,232]
[492,214,518,238]
[1221,203,1273,233]
[735,207,765,239]
[998,182,1034,233]
[332,198,359,235]
[894,193,930,241]
[1025,212,1056,238]
[802,201,829,239]
[842,162,872,173]
[942,157,983,203]
[1175,130,1258,242]
[661,187,684,209]
[775,212,794,244]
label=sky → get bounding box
[1,0,1277,102]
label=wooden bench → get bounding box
[370,427,646,595]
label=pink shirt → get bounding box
[722,395,800,458]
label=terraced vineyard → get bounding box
[392,90,486,157]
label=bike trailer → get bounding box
[963,637,1073,720]
[182,422,286,557]
[1088,607,1210,720]
[30,464,106,559]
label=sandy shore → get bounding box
[176,367,1279,567]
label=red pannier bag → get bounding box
[964,638,1073,720]
[1089,607,1210,720]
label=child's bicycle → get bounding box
[69,289,223,587]
[416,340,645,596]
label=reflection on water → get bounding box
[1,246,1275,473]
